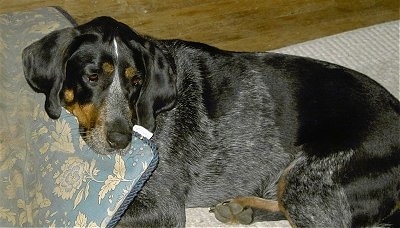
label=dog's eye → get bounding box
[87,74,99,82]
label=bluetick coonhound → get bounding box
[23,17,399,227]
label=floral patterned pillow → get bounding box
[0,7,158,227]
[31,109,158,227]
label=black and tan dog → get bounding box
[22,17,399,227]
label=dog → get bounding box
[22,16,399,227]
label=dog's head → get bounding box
[22,16,176,154]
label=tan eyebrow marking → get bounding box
[125,66,136,79]
[102,62,114,75]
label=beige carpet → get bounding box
[185,20,400,227]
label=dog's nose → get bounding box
[107,131,131,149]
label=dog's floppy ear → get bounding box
[135,42,177,132]
[22,27,79,119]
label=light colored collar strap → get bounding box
[132,125,153,139]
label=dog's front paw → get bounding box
[210,200,253,225]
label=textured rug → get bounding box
[186,20,399,227]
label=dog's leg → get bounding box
[116,167,188,227]
[118,191,186,227]
[210,197,282,225]
[277,154,353,227]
